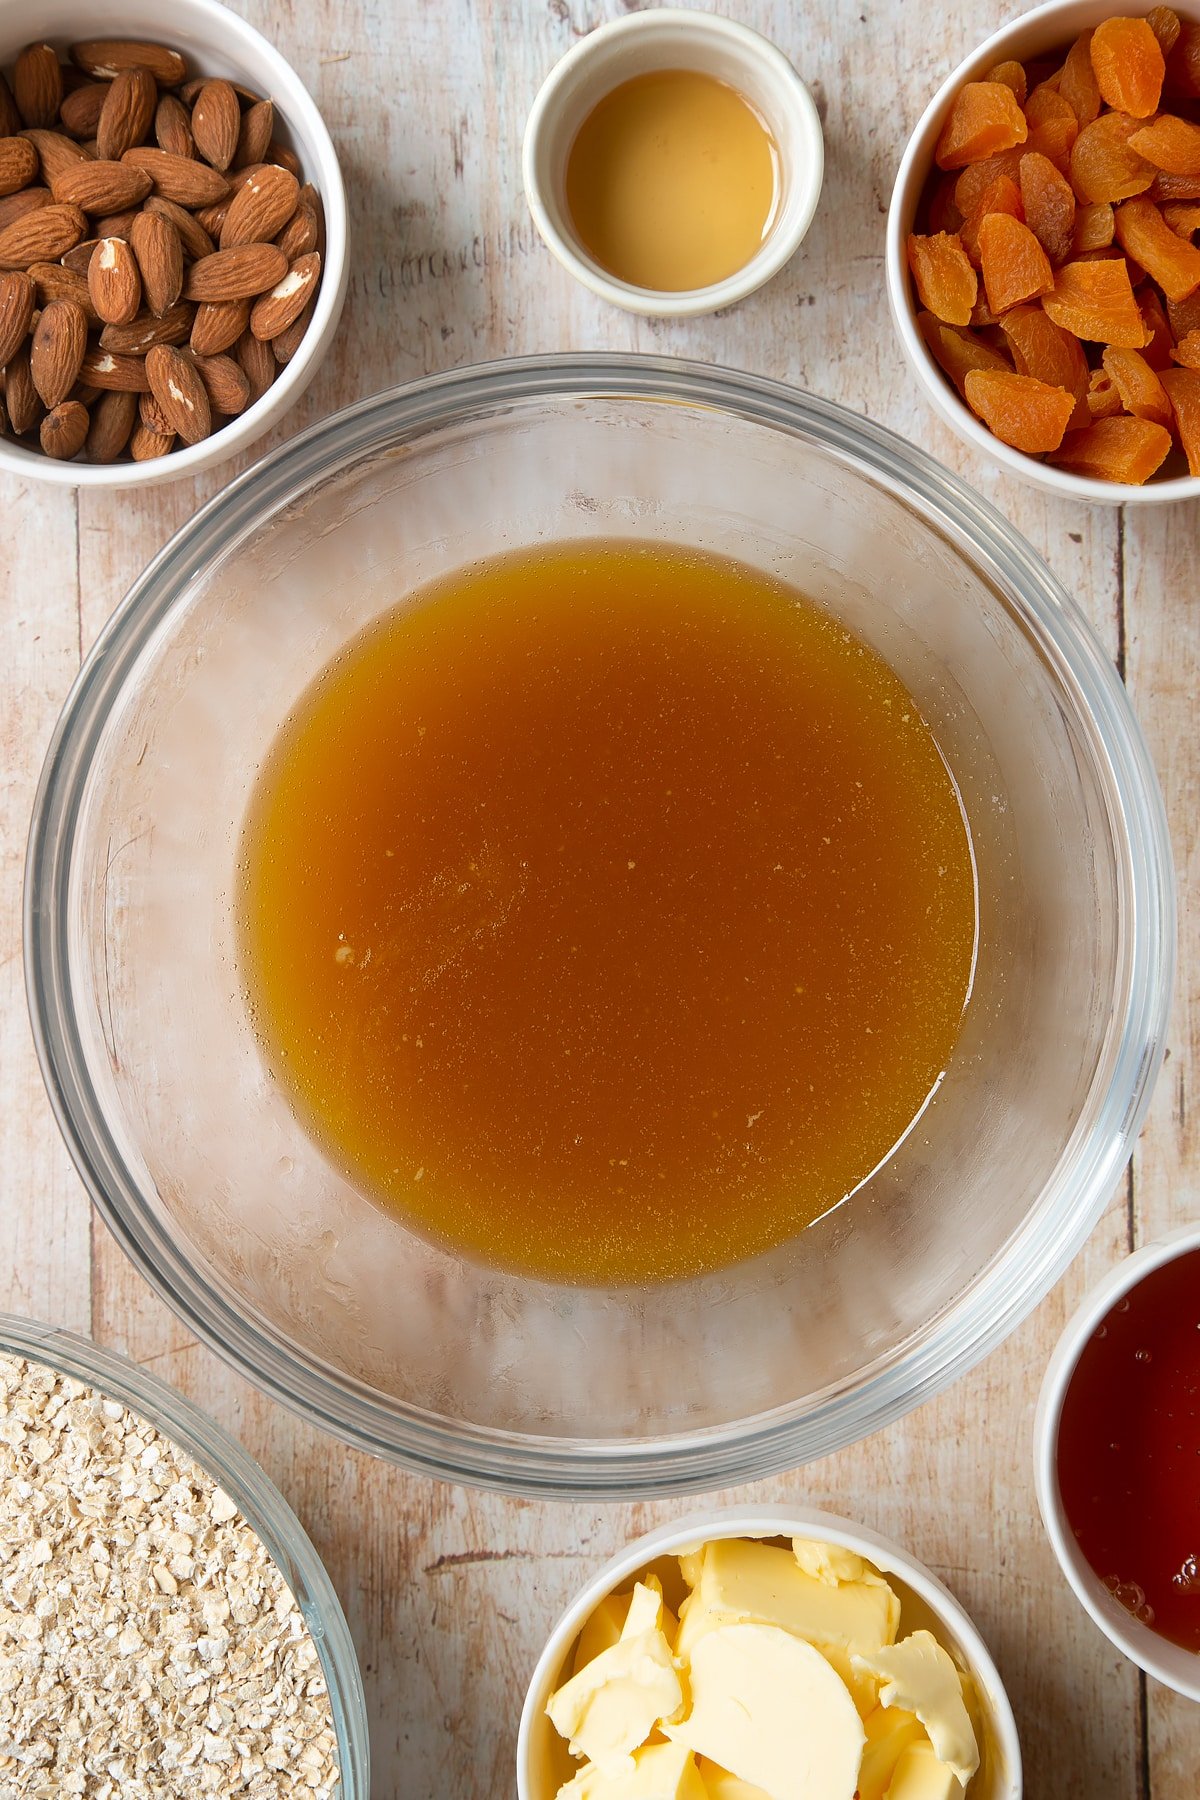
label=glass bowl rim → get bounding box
[24,351,1176,1498]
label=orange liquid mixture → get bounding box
[238,542,976,1285]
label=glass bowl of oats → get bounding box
[0,1312,369,1798]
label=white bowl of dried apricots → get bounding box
[887,0,1200,500]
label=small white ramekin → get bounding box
[0,0,348,488]
[516,1504,1022,1800]
[1035,1224,1200,1702]
[522,9,823,318]
[886,0,1200,505]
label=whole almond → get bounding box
[80,346,151,391]
[191,79,239,172]
[0,74,20,139]
[0,134,39,196]
[193,199,229,238]
[181,77,261,108]
[189,296,247,355]
[71,41,187,89]
[51,159,153,214]
[221,164,299,249]
[193,350,249,415]
[86,385,137,459]
[154,93,193,160]
[130,209,182,316]
[30,297,87,406]
[0,269,34,363]
[0,203,86,269]
[27,260,98,324]
[274,205,317,261]
[5,341,40,432]
[271,296,315,366]
[39,396,89,459]
[265,140,302,181]
[97,65,157,162]
[94,207,141,240]
[145,342,209,443]
[234,327,275,404]
[144,194,213,261]
[59,81,109,140]
[250,251,320,341]
[99,299,192,354]
[20,128,91,184]
[14,45,62,129]
[234,99,273,170]
[121,146,228,208]
[183,242,286,303]
[139,389,172,433]
[129,419,174,459]
[87,236,141,325]
[0,187,51,231]
[70,382,103,407]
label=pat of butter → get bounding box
[695,1757,773,1798]
[663,1622,865,1800]
[557,1741,708,1799]
[791,1539,885,1590]
[856,1705,927,1800]
[886,1740,966,1800]
[549,1581,683,1774]
[852,1632,979,1786]
[676,1538,899,1662]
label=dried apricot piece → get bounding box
[1164,21,1200,99]
[955,149,1026,216]
[970,291,1004,329]
[959,175,1024,266]
[1102,345,1174,424]
[986,60,1028,105]
[1170,327,1200,366]
[1070,114,1156,204]
[1160,367,1200,469]
[1073,201,1116,252]
[979,212,1054,311]
[1001,303,1090,421]
[1147,6,1183,57]
[1114,195,1200,300]
[1163,202,1200,236]
[963,369,1077,452]
[1023,86,1080,168]
[1060,31,1103,126]
[1167,288,1200,338]
[1150,170,1200,201]
[907,232,978,325]
[935,82,1028,171]
[1090,17,1166,117]
[917,310,1013,395]
[1139,285,1176,367]
[1053,414,1173,480]
[1128,114,1200,175]
[1020,152,1077,262]
[1087,368,1126,418]
[1043,257,1149,345]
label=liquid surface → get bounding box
[1057,1249,1200,1653]
[239,542,976,1285]
[565,70,778,291]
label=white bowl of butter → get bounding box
[522,9,823,317]
[517,1507,1021,1800]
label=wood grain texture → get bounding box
[0,2,1197,1795]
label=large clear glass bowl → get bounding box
[25,356,1174,1498]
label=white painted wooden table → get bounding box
[1,2,1197,1794]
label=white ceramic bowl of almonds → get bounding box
[0,0,347,485]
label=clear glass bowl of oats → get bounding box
[0,1313,369,1799]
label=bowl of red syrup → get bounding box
[1036,1225,1200,1700]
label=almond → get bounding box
[14,44,62,130]
[139,390,173,433]
[86,385,138,460]
[0,269,34,363]
[20,128,91,184]
[189,296,248,355]
[96,65,157,162]
[71,41,186,89]
[80,346,151,391]
[221,164,299,249]
[145,342,209,442]
[27,260,98,324]
[234,99,273,170]
[193,350,249,415]
[234,327,275,404]
[154,94,193,160]
[271,296,315,366]
[59,82,109,141]
[87,236,141,324]
[51,158,153,214]
[0,187,51,231]
[30,296,87,406]
[0,134,39,196]
[94,207,141,241]
[274,204,317,261]
[249,251,320,341]
[122,146,228,208]
[39,396,89,458]
[61,237,101,275]
[99,300,193,354]
[0,203,86,268]
[129,418,174,459]
[193,199,229,238]
[265,141,302,181]
[130,209,182,316]
[5,340,40,433]
[144,194,213,262]
[0,74,20,139]
[191,79,239,172]
[183,241,287,303]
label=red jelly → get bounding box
[1057,1247,1200,1653]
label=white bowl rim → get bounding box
[522,6,824,319]
[0,0,349,489]
[885,0,1200,505]
[1034,1222,1200,1699]
[515,1502,1023,1799]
